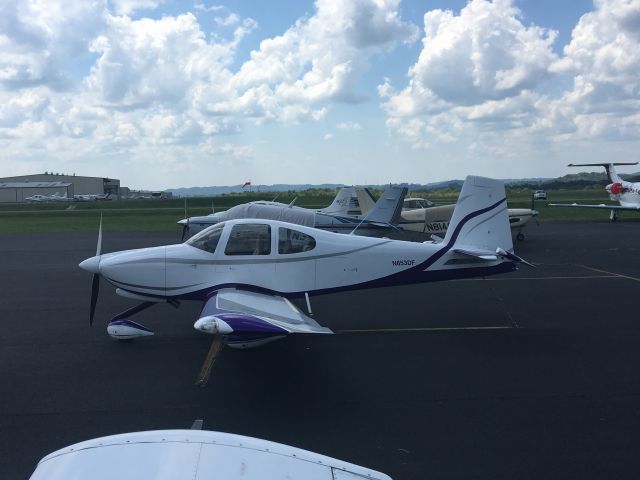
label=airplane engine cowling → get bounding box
[607,182,625,195]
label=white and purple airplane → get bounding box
[550,162,640,221]
[79,176,529,349]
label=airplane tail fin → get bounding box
[363,185,408,226]
[444,176,513,253]
[568,163,638,184]
[320,187,357,215]
[354,188,376,215]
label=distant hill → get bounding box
[167,173,639,197]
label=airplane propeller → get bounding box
[181,199,190,241]
[89,215,103,327]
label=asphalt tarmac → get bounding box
[2,220,640,479]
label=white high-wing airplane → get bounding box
[79,176,529,349]
[358,193,538,241]
[30,427,391,480]
[550,163,640,221]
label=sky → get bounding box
[1,0,639,189]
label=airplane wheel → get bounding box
[516,232,525,242]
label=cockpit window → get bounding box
[186,223,224,253]
[225,224,271,255]
[278,227,316,254]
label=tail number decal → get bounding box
[392,259,416,266]
[425,221,449,232]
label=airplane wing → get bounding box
[30,429,392,480]
[549,203,640,211]
[194,288,332,347]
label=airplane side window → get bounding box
[225,224,271,255]
[186,223,224,254]
[278,227,316,254]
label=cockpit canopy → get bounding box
[186,222,316,256]
[403,198,435,210]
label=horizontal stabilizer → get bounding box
[453,247,498,261]
[568,163,638,167]
[454,246,535,267]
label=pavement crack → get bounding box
[484,278,519,329]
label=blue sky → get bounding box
[1,0,638,189]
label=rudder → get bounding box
[444,176,512,252]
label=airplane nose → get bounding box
[79,255,101,274]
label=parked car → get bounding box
[533,190,547,200]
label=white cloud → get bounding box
[110,0,163,16]
[0,0,106,90]
[214,13,240,27]
[544,0,640,140]
[336,121,362,130]
[203,0,418,121]
[193,2,224,13]
[380,0,557,146]
[323,133,333,140]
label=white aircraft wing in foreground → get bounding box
[30,429,391,480]
[80,176,529,349]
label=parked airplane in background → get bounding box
[25,192,70,202]
[357,192,538,241]
[74,193,112,201]
[550,163,640,221]
[30,425,391,480]
[80,176,529,353]
[25,194,50,203]
[178,185,406,240]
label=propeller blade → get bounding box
[89,273,100,326]
[89,215,103,326]
[181,218,189,242]
[195,334,224,387]
[96,214,103,257]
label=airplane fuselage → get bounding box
[92,219,515,301]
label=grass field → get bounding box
[0,189,622,233]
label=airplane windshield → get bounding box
[186,223,224,253]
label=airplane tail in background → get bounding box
[354,188,376,215]
[444,176,513,253]
[568,163,638,184]
[363,185,408,226]
[320,187,357,215]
